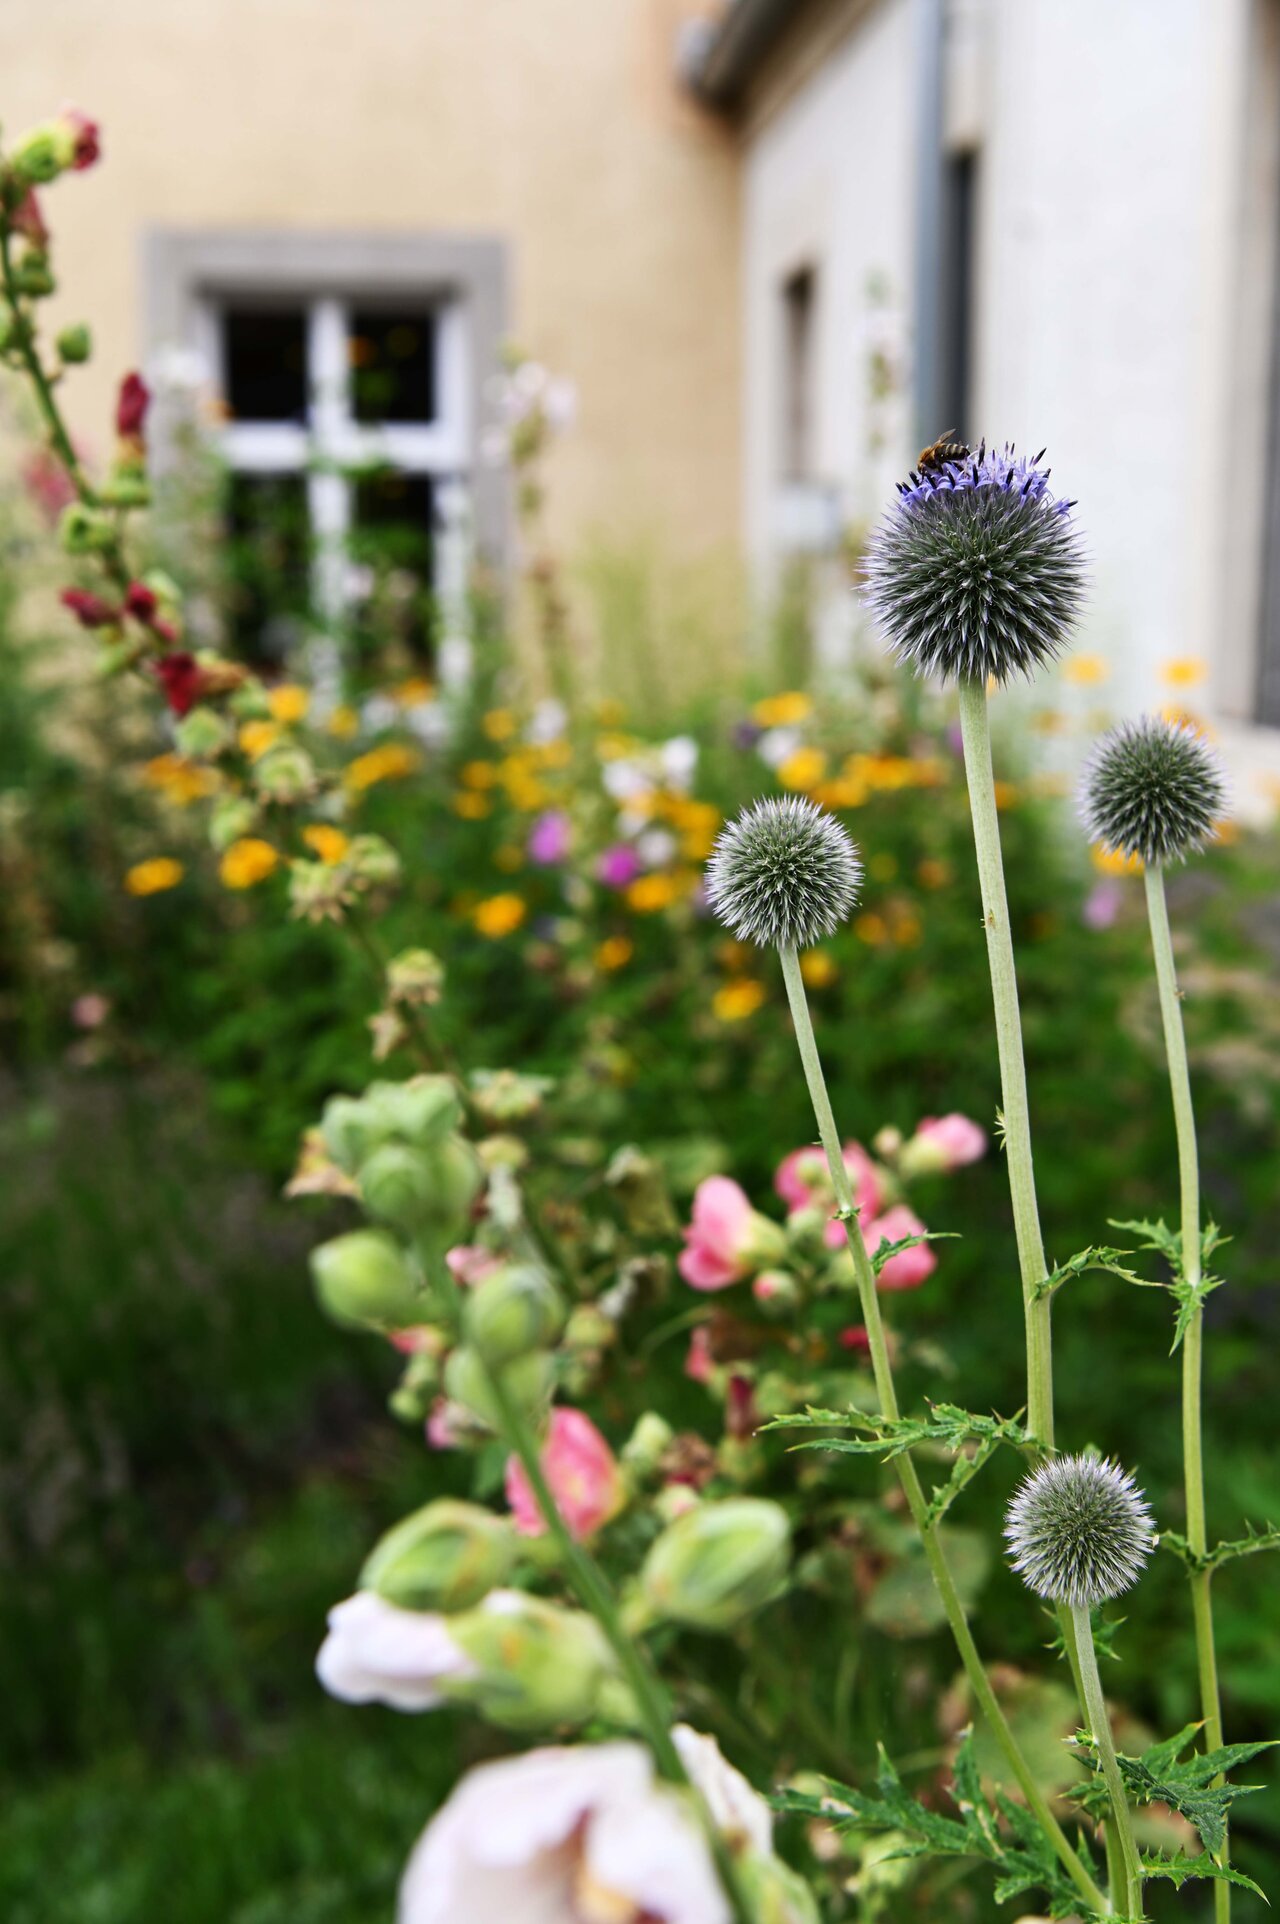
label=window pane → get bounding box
[350,310,437,424]
[223,472,312,665]
[223,308,308,423]
[350,469,437,664]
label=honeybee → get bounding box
[915,429,970,475]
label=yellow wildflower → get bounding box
[482,708,517,743]
[594,698,627,726]
[993,781,1020,810]
[800,950,838,989]
[327,705,360,739]
[625,872,682,914]
[124,857,185,897]
[812,776,868,810]
[395,676,435,706]
[1091,846,1144,877]
[267,683,309,724]
[302,824,349,864]
[752,691,812,728]
[855,911,889,947]
[917,857,950,890]
[777,746,828,792]
[889,908,923,947]
[461,759,497,789]
[715,938,753,974]
[674,799,720,860]
[454,792,492,821]
[140,754,217,805]
[712,979,766,1022]
[1161,657,1206,689]
[1211,818,1239,845]
[1065,654,1108,686]
[595,935,634,972]
[239,720,281,761]
[344,743,422,792]
[472,892,526,938]
[219,837,281,889]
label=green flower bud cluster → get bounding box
[446,1591,617,1730]
[640,1497,791,1632]
[360,1499,514,1613]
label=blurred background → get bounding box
[0,2,1278,1920]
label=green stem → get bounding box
[1144,862,1228,1920]
[481,1361,756,1924]
[1073,1603,1144,1919]
[779,947,1108,1917]
[955,678,1053,1450]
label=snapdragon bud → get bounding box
[56,323,92,364]
[310,1228,423,1332]
[446,1591,616,1730]
[58,503,116,556]
[641,1497,791,1632]
[367,1076,463,1149]
[360,1499,514,1613]
[621,1411,675,1480]
[443,1345,554,1434]
[464,1263,565,1367]
[359,1137,481,1240]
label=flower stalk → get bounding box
[1073,1602,1144,1919]
[778,945,1108,1917]
[1144,860,1229,1919]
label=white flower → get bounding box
[661,736,699,791]
[543,377,578,432]
[602,758,650,803]
[316,1592,478,1712]
[527,698,569,745]
[756,727,802,769]
[405,699,451,748]
[399,1727,771,1923]
[360,694,399,734]
[637,828,678,869]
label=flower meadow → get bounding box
[3,113,1280,1924]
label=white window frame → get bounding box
[144,230,509,674]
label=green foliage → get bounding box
[1070,1720,1279,1855]
[766,1403,1028,1524]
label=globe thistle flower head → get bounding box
[1080,714,1228,867]
[864,441,1085,685]
[1004,1454,1153,1607]
[705,797,862,950]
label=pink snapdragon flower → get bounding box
[865,1204,936,1290]
[780,1140,883,1249]
[684,1326,715,1384]
[445,1244,501,1287]
[504,1407,624,1541]
[597,843,641,889]
[900,1113,987,1177]
[527,809,571,866]
[678,1175,784,1290]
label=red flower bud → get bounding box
[838,1324,871,1353]
[124,580,158,622]
[13,188,49,248]
[153,651,201,717]
[60,586,119,628]
[115,371,150,439]
[62,109,100,172]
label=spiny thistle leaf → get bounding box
[1139,1852,1266,1900]
[1005,1455,1154,1606]
[766,1403,1027,1524]
[1033,1245,1141,1302]
[864,443,1085,686]
[1070,1725,1278,1854]
[705,796,862,949]
[1161,1523,1280,1575]
[1080,714,1229,866]
[868,1228,958,1276]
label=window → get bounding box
[937,149,977,442]
[145,230,509,673]
[781,265,818,480]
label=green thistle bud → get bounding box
[446,1591,615,1730]
[1080,715,1228,866]
[464,1263,565,1367]
[251,743,315,805]
[443,1345,554,1434]
[56,323,92,364]
[360,1498,514,1613]
[1004,1453,1154,1606]
[310,1228,423,1332]
[707,798,862,950]
[641,1497,791,1632]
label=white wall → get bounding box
[740,0,1280,785]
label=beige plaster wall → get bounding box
[0,0,742,561]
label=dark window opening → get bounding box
[223,472,312,666]
[781,266,817,480]
[937,150,977,443]
[351,309,438,425]
[350,469,438,665]
[222,308,308,424]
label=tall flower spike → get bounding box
[864,442,1085,684]
[705,797,862,950]
[1004,1454,1153,1607]
[1080,714,1228,866]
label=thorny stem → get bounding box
[1144,862,1228,1921]
[955,677,1053,1451]
[779,946,1109,1917]
[1073,1603,1144,1920]
[481,1360,757,1924]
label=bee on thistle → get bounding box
[913,428,970,478]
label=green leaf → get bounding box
[1160,1522,1280,1574]
[1032,1245,1141,1302]
[1070,1725,1279,1855]
[868,1229,958,1277]
[1139,1851,1266,1900]
[764,1402,1028,1521]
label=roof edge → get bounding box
[684,0,800,110]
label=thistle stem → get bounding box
[1072,1602,1144,1919]
[779,946,1108,1917]
[955,677,1054,1449]
[1144,862,1228,1919]
[481,1362,756,1924]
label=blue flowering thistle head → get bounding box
[1080,714,1228,867]
[706,797,862,950]
[864,441,1085,685]
[1004,1454,1153,1607]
